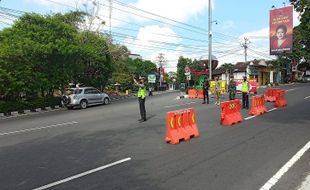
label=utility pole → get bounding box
[208,0,212,80]
[242,37,250,77]
[109,0,112,37]
[157,53,166,87]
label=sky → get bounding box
[0,0,301,72]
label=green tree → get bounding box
[177,56,192,84]
[0,12,82,99]
[290,0,310,66]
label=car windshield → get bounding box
[65,89,82,95]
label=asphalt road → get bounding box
[0,83,309,190]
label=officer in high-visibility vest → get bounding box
[242,76,250,109]
[134,76,147,122]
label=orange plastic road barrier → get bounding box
[274,89,287,107]
[220,100,243,126]
[187,108,199,137]
[165,108,199,144]
[264,88,277,102]
[249,95,267,116]
[197,89,204,99]
[188,89,197,98]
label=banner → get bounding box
[235,80,257,94]
[210,80,226,95]
[270,6,293,55]
[148,74,156,83]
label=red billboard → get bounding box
[270,6,293,55]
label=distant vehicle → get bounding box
[61,87,110,109]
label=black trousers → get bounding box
[203,89,209,103]
[242,92,249,109]
[139,97,146,120]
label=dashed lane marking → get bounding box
[267,108,278,112]
[304,96,310,99]
[244,116,256,120]
[32,157,132,190]
[244,108,278,120]
[0,121,78,136]
[286,88,296,92]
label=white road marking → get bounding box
[244,108,278,121]
[304,96,310,99]
[165,101,196,108]
[32,157,132,190]
[286,88,296,92]
[259,141,310,190]
[244,116,256,120]
[267,108,278,112]
[0,121,78,136]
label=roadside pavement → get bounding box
[0,90,178,120]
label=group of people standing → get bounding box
[201,76,250,109]
[133,75,251,123]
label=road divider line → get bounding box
[0,121,78,136]
[304,96,310,99]
[244,116,256,120]
[286,88,296,92]
[244,108,278,121]
[267,108,278,113]
[32,157,132,190]
[165,102,196,108]
[259,141,310,190]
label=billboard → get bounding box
[270,6,293,55]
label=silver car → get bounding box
[62,87,110,109]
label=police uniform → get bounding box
[134,78,147,122]
[242,80,250,109]
[202,80,210,104]
[228,80,236,100]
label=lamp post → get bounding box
[208,0,212,80]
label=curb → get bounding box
[0,106,64,120]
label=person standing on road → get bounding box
[242,76,250,109]
[202,78,210,104]
[215,77,221,105]
[133,77,147,122]
[148,85,153,96]
[228,77,236,100]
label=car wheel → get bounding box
[103,97,110,105]
[80,100,88,109]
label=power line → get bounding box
[97,2,209,36]
[111,0,209,33]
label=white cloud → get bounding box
[130,0,209,22]
[124,25,179,52]
[239,27,269,42]
[222,20,236,30]
[293,9,301,26]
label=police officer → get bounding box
[215,77,221,105]
[202,78,210,104]
[228,77,236,100]
[242,76,250,109]
[134,76,147,122]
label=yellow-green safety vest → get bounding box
[242,81,249,92]
[138,87,146,98]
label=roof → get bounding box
[212,67,226,75]
[233,62,247,72]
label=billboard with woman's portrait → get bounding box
[270,6,293,55]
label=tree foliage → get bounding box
[290,0,310,64]
[0,11,112,101]
[177,56,192,84]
